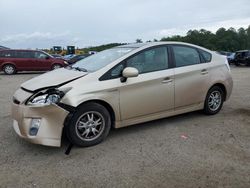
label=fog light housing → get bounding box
[29,118,41,136]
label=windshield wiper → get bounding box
[74,67,88,72]
[67,65,88,72]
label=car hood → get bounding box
[21,68,87,92]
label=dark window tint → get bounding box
[199,49,212,62]
[173,46,200,67]
[126,46,168,74]
[16,51,34,58]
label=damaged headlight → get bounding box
[27,89,64,105]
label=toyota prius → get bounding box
[11,42,233,147]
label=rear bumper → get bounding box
[11,103,69,147]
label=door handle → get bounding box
[201,69,208,75]
[162,77,173,83]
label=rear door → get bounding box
[171,45,210,110]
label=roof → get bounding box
[0,49,42,52]
[0,45,9,49]
[115,42,211,52]
[236,50,250,53]
[117,43,147,48]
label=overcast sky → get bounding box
[0,0,250,49]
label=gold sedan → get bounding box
[11,42,233,147]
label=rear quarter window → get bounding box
[0,51,15,58]
[199,50,212,63]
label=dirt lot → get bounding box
[0,67,249,188]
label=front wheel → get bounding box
[66,103,111,147]
[51,64,62,70]
[203,86,224,115]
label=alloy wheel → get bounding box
[208,90,222,111]
[75,111,105,141]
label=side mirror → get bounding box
[121,67,139,82]
[45,56,50,60]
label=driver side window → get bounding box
[100,46,169,81]
[126,46,168,74]
[34,52,47,59]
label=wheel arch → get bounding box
[51,63,62,70]
[208,83,227,101]
[1,62,16,70]
[1,62,17,74]
[76,99,116,128]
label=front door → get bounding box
[118,46,174,120]
[33,51,52,70]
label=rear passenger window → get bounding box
[173,46,200,67]
[16,51,33,58]
[199,50,212,62]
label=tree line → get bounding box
[87,26,250,53]
[69,26,250,54]
[160,26,250,52]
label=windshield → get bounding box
[42,51,53,58]
[72,47,134,72]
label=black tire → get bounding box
[51,64,62,70]
[3,64,16,75]
[235,61,240,66]
[203,86,224,115]
[66,102,111,147]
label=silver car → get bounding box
[11,42,233,147]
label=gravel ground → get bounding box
[0,67,249,188]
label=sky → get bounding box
[0,0,250,49]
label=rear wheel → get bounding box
[204,86,224,115]
[66,102,111,147]
[3,64,16,75]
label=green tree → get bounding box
[160,26,250,52]
[136,39,143,43]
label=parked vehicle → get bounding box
[63,54,76,61]
[0,49,68,74]
[227,53,235,64]
[67,54,89,64]
[51,54,63,59]
[217,51,235,64]
[233,50,250,66]
[12,42,233,147]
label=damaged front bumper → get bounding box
[11,91,69,147]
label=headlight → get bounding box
[64,61,68,65]
[27,89,64,105]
